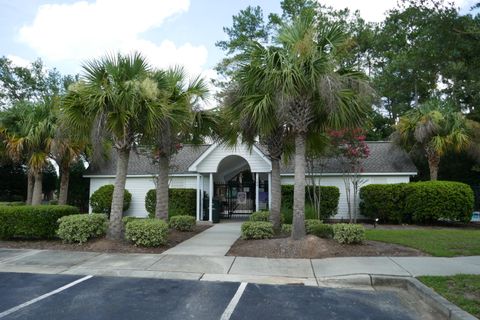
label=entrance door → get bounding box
[214,180,256,218]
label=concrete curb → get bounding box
[371,275,478,320]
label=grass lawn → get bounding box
[365,229,480,257]
[418,275,480,318]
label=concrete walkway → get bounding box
[163,222,242,256]
[0,247,479,287]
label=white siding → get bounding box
[195,144,271,173]
[280,175,410,220]
[89,176,197,218]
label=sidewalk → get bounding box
[1,247,479,287]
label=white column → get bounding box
[209,173,213,222]
[255,173,259,212]
[268,172,272,210]
[196,174,201,221]
[200,175,204,221]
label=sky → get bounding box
[0,0,477,84]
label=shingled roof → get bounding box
[85,141,416,176]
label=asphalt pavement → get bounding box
[0,272,434,320]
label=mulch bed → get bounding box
[0,225,211,254]
[227,235,428,259]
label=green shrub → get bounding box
[360,181,474,224]
[281,185,340,220]
[0,202,25,206]
[169,215,196,231]
[404,181,474,223]
[241,221,274,240]
[249,211,270,222]
[333,224,365,244]
[90,185,131,217]
[310,224,334,239]
[281,224,292,234]
[125,219,168,247]
[145,188,196,218]
[57,214,108,244]
[0,205,79,240]
[122,216,145,225]
[359,184,407,223]
[282,204,323,224]
[305,219,324,234]
[49,200,58,205]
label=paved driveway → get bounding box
[0,272,432,320]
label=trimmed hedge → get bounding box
[281,224,292,234]
[57,214,108,244]
[0,205,79,239]
[145,189,196,218]
[305,219,324,234]
[360,181,474,224]
[241,221,274,240]
[310,224,334,239]
[0,202,25,206]
[122,216,145,225]
[281,185,340,220]
[249,211,270,222]
[333,224,365,244]
[125,219,168,247]
[90,185,132,217]
[169,215,196,232]
[359,184,407,223]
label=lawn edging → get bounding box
[371,275,477,320]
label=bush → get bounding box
[241,221,274,240]
[333,224,365,244]
[249,211,270,222]
[0,202,25,206]
[145,188,196,218]
[281,185,340,220]
[125,219,168,247]
[359,184,407,223]
[0,205,79,240]
[281,224,292,234]
[404,181,474,223]
[57,214,108,244]
[305,219,324,234]
[90,185,131,217]
[360,181,474,224]
[169,215,196,232]
[122,216,145,225]
[310,224,334,239]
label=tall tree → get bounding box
[149,67,210,220]
[393,99,475,180]
[64,52,164,239]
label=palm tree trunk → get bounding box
[58,164,70,205]
[428,155,440,181]
[107,148,130,240]
[270,158,282,233]
[31,171,43,205]
[155,155,169,220]
[27,171,34,205]
[292,133,307,240]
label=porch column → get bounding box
[255,173,259,212]
[196,174,201,221]
[268,172,272,210]
[209,173,213,222]
[200,175,204,220]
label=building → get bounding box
[85,141,417,221]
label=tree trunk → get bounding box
[58,164,70,205]
[270,158,282,233]
[292,134,307,240]
[107,148,130,240]
[155,155,169,220]
[26,171,34,205]
[428,155,440,181]
[31,171,43,205]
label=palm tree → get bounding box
[0,101,54,205]
[149,67,210,220]
[232,17,370,239]
[393,99,474,180]
[64,52,163,239]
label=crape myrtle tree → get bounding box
[148,67,211,220]
[64,52,165,239]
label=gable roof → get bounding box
[85,141,417,176]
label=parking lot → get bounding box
[0,272,432,320]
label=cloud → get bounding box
[18,0,211,80]
[6,55,30,68]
